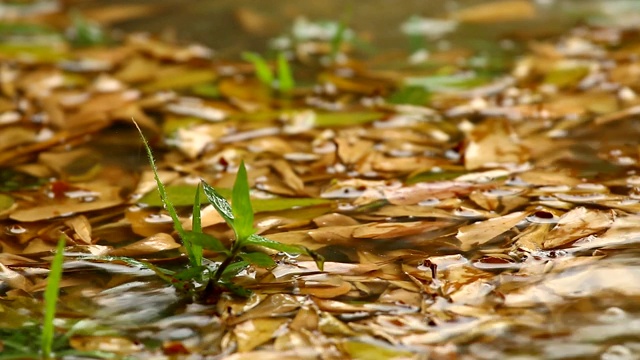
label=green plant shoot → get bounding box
[41,237,65,359]
[133,119,203,266]
[277,53,295,93]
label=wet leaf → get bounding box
[542,207,614,249]
[341,339,414,360]
[234,318,289,352]
[451,0,536,23]
[457,211,528,250]
[109,233,181,257]
[464,118,529,170]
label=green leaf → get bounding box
[202,181,235,228]
[220,260,250,281]
[0,193,15,212]
[42,237,65,359]
[220,281,252,298]
[242,52,274,87]
[232,161,254,241]
[404,73,491,92]
[387,86,430,106]
[240,252,276,268]
[131,119,202,266]
[190,183,204,266]
[314,112,383,127]
[173,266,207,281]
[183,231,228,253]
[277,53,295,92]
[245,234,324,271]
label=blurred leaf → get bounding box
[140,69,217,92]
[406,170,467,184]
[543,66,589,88]
[253,197,333,213]
[0,193,15,212]
[191,83,220,98]
[242,52,273,86]
[404,73,491,91]
[276,52,295,92]
[387,86,430,105]
[314,112,383,127]
[341,339,414,360]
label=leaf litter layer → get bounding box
[2,1,640,359]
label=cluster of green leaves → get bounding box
[242,52,295,93]
[134,120,322,298]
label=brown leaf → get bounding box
[109,233,180,256]
[464,118,529,170]
[456,211,528,251]
[542,207,615,249]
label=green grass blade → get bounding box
[42,237,65,359]
[242,52,273,87]
[190,183,203,266]
[232,161,254,241]
[202,181,235,228]
[276,53,295,93]
[245,234,324,270]
[132,119,199,267]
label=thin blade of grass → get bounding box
[190,183,204,266]
[277,53,295,93]
[132,119,199,267]
[42,237,65,359]
[231,161,254,241]
[183,231,228,253]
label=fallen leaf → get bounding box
[456,211,528,251]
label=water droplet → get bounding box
[6,225,27,235]
[453,208,485,218]
[145,213,173,224]
[505,176,529,187]
[526,211,559,224]
[337,202,357,211]
[418,198,440,206]
[599,307,627,323]
[64,190,100,200]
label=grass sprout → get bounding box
[133,119,322,299]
